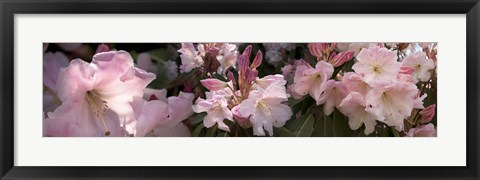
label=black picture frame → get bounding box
[1,0,478,179]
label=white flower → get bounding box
[292,61,334,105]
[192,90,234,132]
[178,43,204,73]
[216,43,238,75]
[238,83,292,136]
[352,46,401,84]
[402,51,435,82]
[339,92,378,135]
[321,80,349,115]
[365,80,418,131]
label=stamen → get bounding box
[86,91,110,136]
[309,73,322,79]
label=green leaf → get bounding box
[286,113,315,137]
[312,114,334,137]
[213,73,228,82]
[273,127,295,137]
[147,48,168,61]
[192,123,205,137]
[217,132,230,137]
[391,127,400,137]
[205,125,218,137]
[332,109,354,137]
[189,113,206,125]
[353,126,365,137]
[374,124,390,137]
[288,96,307,107]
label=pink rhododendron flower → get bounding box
[281,64,294,77]
[321,80,349,115]
[365,80,418,131]
[336,43,379,56]
[255,74,287,89]
[44,100,124,137]
[413,92,427,109]
[193,91,234,132]
[420,104,436,123]
[216,43,238,74]
[287,84,303,99]
[405,123,436,137]
[293,61,334,104]
[43,52,69,91]
[152,91,194,137]
[238,84,292,136]
[165,91,195,124]
[352,46,401,84]
[402,51,435,82]
[44,51,156,136]
[342,72,370,96]
[131,91,194,137]
[178,43,204,73]
[231,105,251,128]
[43,52,69,113]
[339,92,378,135]
[130,96,168,137]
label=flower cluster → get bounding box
[193,45,292,136]
[178,43,238,75]
[43,44,194,137]
[43,42,437,137]
[287,43,436,135]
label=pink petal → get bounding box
[43,52,69,90]
[153,123,191,137]
[130,97,168,137]
[167,92,195,124]
[56,59,96,103]
[44,100,123,137]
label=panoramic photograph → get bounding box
[43,42,437,137]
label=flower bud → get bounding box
[330,51,354,67]
[96,44,110,53]
[237,55,249,76]
[399,66,415,75]
[250,50,263,69]
[308,43,326,58]
[242,45,253,59]
[200,78,228,91]
[308,43,336,59]
[419,104,436,123]
[245,69,256,84]
[227,71,237,90]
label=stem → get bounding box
[149,54,167,65]
[242,127,250,137]
[43,84,62,107]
